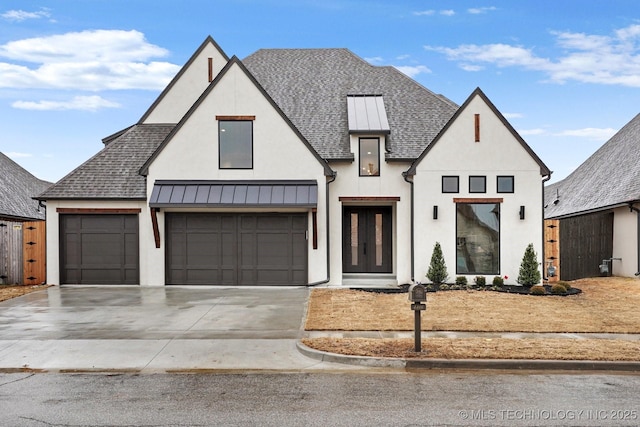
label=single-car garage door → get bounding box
[166,213,307,285]
[60,214,139,284]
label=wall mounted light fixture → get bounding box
[433,206,438,220]
[519,205,525,220]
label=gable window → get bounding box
[442,176,459,193]
[456,203,500,275]
[469,176,486,193]
[497,176,514,193]
[359,138,380,176]
[218,119,253,169]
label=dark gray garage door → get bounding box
[60,215,139,284]
[166,213,307,285]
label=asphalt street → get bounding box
[1,371,640,426]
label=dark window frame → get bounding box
[442,176,460,193]
[218,119,254,170]
[469,175,487,193]
[497,175,515,193]
[455,202,501,275]
[358,137,380,177]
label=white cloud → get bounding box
[425,24,640,87]
[468,6,497,14]
[0,30,180,91]
[503,112,523,119]
[2,8,50,22]
[12,95,121,112]
[555,127,617,140]
[393,65,431,77]
[413,10,435,16]
[518,128,546,136]
[440,10,455,16]
[365,56,384,64]
[5,151,32,158]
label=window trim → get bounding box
[442,176,460,193]
[218,119,254,170]
[469,175,487,193]
[358,137,380,177]
[497,175,515,193]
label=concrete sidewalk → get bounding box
[0,286,368,373]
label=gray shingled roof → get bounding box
[39,45,460,200]
[242,48,458,160]
[38,124,174,200]
[544,113,640,219]
[0,152,51,220]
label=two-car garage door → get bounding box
[60,213,308,286]
[166,213,307,286]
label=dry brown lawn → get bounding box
[303,277,640,360]
[0,284,49,302]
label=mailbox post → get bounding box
[408,283,427,352]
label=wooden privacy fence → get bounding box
[0,219,46,285]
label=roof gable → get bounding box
[140,56,333,176]
[139,36,229,124]
[544,113,640,218]
[406,87,551,176]
[0,152,51,220]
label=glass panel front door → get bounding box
[342,206,392,273]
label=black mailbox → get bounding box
[408,283,427,302]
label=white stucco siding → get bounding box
[613,207,639,277]
[142,42,227,124]
[144,62,329,285]
[413,95,545,284]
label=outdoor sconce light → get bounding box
[519,205,525,220]
[433,205,438,220]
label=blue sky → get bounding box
[1,0,639,184]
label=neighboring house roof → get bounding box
[406,88,551,176]
[544,113,640,219]
[242,48,458,160]
[37,124,174,200]
[0,152,51,220]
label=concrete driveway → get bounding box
[0,286,358,372]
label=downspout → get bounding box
[541,174,552,281]
[629,203,640,276]
[402,171,415,282]
[307,171,337,286]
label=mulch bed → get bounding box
[355,283,582,296]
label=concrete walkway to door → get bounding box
[0,286,363,373]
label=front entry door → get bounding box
[342,207,392,273]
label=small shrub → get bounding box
[492,276,504,286]
[530,285,546,295]
[455,276,468,286]
[551,284,567,294]
[557,280,571,290]
[427,242,449,285]
[474,276,486,286]
[450,284,461,290]
[425,284,434,292]
[517,243,542,286]
[439,284,450,291]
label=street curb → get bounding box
[296,341,640,371]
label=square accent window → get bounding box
[359,138,380,176]
[456,203,500,275]
[497,176,514,193]
[219,120,253,169]
[469,176,486,193]
[442,176,459,193]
